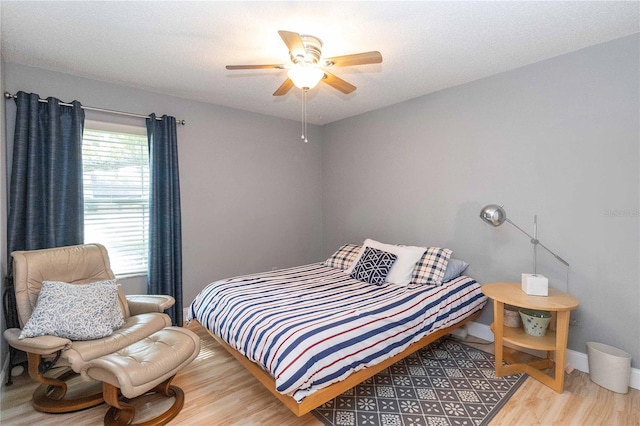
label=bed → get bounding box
[187,242,487,416]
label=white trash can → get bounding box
[586,342,632,394]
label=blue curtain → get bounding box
[146,114,183,326]
[4,92,84,382]
[7,91,85,272]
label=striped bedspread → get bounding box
[187,263,487,402]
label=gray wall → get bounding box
[321,34,639,367]
[2,34,638,374]
[2,63,324,309]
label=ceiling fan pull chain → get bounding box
[302,88,309,143]
[301,88,304,141]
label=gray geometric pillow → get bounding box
[19,280,125,340]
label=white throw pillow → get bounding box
[346,239,427,285]
[19,280,125,340]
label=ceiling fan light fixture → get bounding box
[226,30,383,142]
[288,65,324,90]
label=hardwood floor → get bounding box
[1,323,638,425]
[463,337,640,426]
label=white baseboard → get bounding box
[466,321,494,342]
[467,321,639,391]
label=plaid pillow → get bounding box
[350,247,397,285]
[409,247,453,286]
[324,244,362,270]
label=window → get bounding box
[82,120,149,276]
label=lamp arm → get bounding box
[505,218,535,240]
[505,218,570,267]
[535,240,570,267]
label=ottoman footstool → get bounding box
[82,327,200,426]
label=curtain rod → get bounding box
[4,92,185,125]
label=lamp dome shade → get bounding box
[480,204,507,226]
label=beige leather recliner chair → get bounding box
[3,244,200,425]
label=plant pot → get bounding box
[519,308,551,337]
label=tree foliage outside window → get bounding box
[82,122,149,276]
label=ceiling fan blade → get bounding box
[273,78,295,96]
[321,72,356,94]
[278,30,306,58]
[226,64,286,70]
[323,51,383,67]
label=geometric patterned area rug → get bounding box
[312,338,526,426]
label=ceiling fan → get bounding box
[226,30,383,96]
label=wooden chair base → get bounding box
[29,360,104,413]
[103,377,185,426]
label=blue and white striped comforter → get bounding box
[187,263,487,402]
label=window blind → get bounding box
[82,122,149,276]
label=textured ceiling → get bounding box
[2,1,638,125]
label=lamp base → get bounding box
[521,273,549,296]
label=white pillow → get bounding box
[346,239,426,285]
[19,280,125,340]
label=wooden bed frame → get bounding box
[199,310,481,417]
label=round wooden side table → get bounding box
[482,282,579,393]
